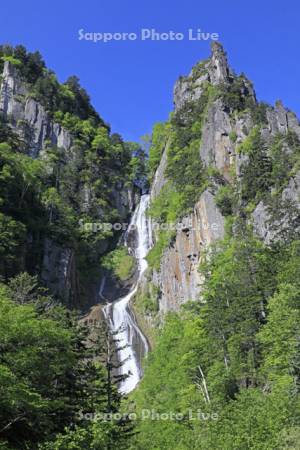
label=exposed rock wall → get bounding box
[253,170,300,244]
[0,61,72,157]
[156,190,224,312]
[0,61,136,308]
[149,42,300,313]
[150,44,237,311]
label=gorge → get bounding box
[1,41,300,449]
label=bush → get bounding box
[102,247,135,281]
[215,185,235,216]
[148,122,171,180]
[148,182,184,223]
[1,55,21,66]
[146,230,175,270]
[229,131,238,143]
[218,75,255,112]
[250,102,268,125]
[141,293,159,313]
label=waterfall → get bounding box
[103,194,152,394]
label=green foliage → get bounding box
[0,83,138,287]
[132,230,300,450]
[215,185,235,216]
[239,128,273,204]
[148,182,184,224]
[139,292,159,314]
[1,55,21,66]
[218,75,255,112]
[126,142,148,189]
[229,130,238,143]
[0,275,134,449]
[146,230,175,270]
[0,283,83,447]
[0,213,26,277]
[217,74,267,126]
[166,137,206,212]
[250,102,268,125]
[147,86,214,267]
[132,312,207,450]
[190,59,209,81]
[0,142,47,278]
[237,129,300,209]
[201,233,276,391]
[148,122,170,181]
[148,84,214,226]
[132,283,160,346]
[0,45,104,125]
[165,85,216,214]
[237,126,261,155]
[102,247,135,281]
[7,272,48,305]
[258,240,300,389]
[0,121,24,150]
[269,130,300,191]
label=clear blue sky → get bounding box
[0,0,299,142]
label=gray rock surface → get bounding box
[0,61,136,307]
[148,43,300,314]
[253,171,300,244]
[41,239,79,307]
[266,101,300,139]
[0,61,72,157]
[173,42,232,111]
[150,142,168,199]
[155,190,225,312]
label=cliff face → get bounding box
[0,61,71,156]
[151,190,225,312]
[0,61,136,308]
[149,43,300,313]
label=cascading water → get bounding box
[103,194,152,394]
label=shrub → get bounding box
[148,182,184,223]
[102,247,135,281]
[146,230,175,270]
[148,122,171,181]
[240,129,273,203]
[215,185,235,216]
[1,55,21,66]
[218,76,255,112]
[229,131,238,143]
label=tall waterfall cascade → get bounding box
[103,194,152,394]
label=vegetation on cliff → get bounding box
[133,49,300,450]
[0,45,146,304]
[1,41,300,450]
[0,46,141,449]
[132,230,300,449]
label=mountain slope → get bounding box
[131,43,300,450]
[0,45,141,308]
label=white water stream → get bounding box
[103,194,152,394]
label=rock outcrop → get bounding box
[253,170,300,244]
[156,190,224,312]
[173,42,234,111]
[149,42,300,313]
[0,61,72,157]
[0,61,136,308]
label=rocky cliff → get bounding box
[146,42,300,314]
[0,61,72,156]
[0,58,137,308]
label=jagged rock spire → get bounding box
[173,42,257,111]
[173,42,233,110]
[208,42,232,84]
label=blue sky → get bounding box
[0,0,299,141]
